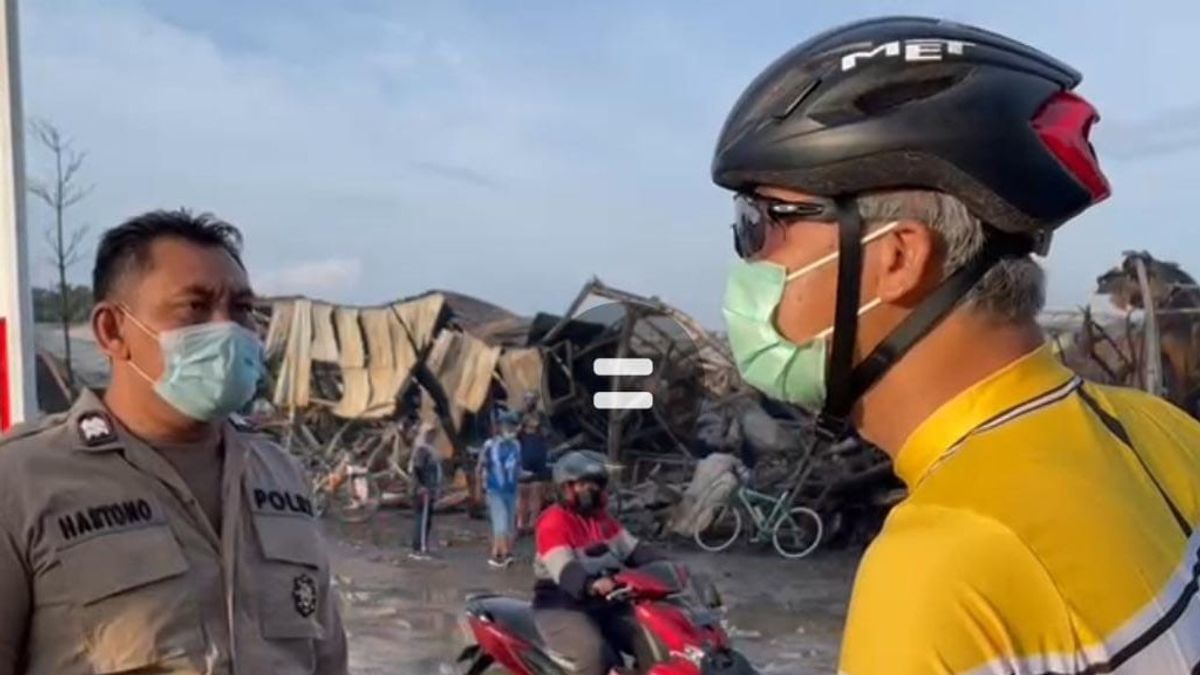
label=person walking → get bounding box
[517,414,552,534]
[476,410,522,568]
[408,421,442,561]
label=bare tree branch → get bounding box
[30,118,60,152]
[62,182,93,208]
[63,226,89,267]
[28,180,52,207]
[61,152,88,193]
[27,118,93,389]
[62,151,83,179]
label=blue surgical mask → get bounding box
[123,309,266,422]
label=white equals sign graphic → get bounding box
[592,358,654,410]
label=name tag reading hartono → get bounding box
[57,499,158,542]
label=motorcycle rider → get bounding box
[532,451,662,675]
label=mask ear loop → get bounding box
[847,230,1034,404]
[115,304,160,385]
[116,303,159,339]
[785,221,900,283]
[814,297,885,341]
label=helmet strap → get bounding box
[819,206,1034,427]
[823,199,864,421]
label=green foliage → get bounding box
[33,284,92,323]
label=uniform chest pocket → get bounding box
[57,525,204,674]
[253,514,328,641]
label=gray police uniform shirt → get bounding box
[0,389,348,675]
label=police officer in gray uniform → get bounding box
[0,210,348,674]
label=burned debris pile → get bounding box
[1049,251,1200,420]
[249,278,898,545]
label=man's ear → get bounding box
[92,302,130,361]
[873,220,940,304]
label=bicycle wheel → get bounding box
[695,504,743,552]
[771,507,823,559]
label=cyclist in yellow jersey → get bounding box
[709,16,1199,675]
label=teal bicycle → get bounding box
[694,467,824,559]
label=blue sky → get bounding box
[18,0,1200,326]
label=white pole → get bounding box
[1133,257,1165,397]
[0,0,35,429]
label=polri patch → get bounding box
[250,487,316,518]
[77,412,117,446]
[292,573,318,617]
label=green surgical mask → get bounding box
[721,222,897,411]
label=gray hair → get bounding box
[854,190,1045,322]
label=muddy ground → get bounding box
[325,510,860,674]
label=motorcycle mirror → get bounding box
[704,585,723,609]
[692,574,723,608]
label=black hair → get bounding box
[92,209,245,301]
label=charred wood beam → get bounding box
[578,415,610,442]
[574,334,623,361]
[412,360,462,456]
[650,405,697,461]
[606,307,640,462]
[538,278,599,345]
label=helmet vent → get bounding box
[854,71,965,115]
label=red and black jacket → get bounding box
[532,503,661,610]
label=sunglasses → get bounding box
[731,193,838,259]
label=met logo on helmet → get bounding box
[840,39,974,71]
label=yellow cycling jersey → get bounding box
[839,344,1200,675]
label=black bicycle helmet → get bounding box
[712,17,1111,431]
[713,16,1109,234]
[552,450,611,487]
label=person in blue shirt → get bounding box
[476,410,523,568]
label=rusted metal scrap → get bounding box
[530,278,742,464]
[1054,251,1200,419]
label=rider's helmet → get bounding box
[552,450,611,488]
[712,16,1110,425]
[552,450,613,514]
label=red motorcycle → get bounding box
[457,561,758,674]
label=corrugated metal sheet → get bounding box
[498,348,543,406]
[425,331,500,416]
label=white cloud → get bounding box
[256,258,364,300]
